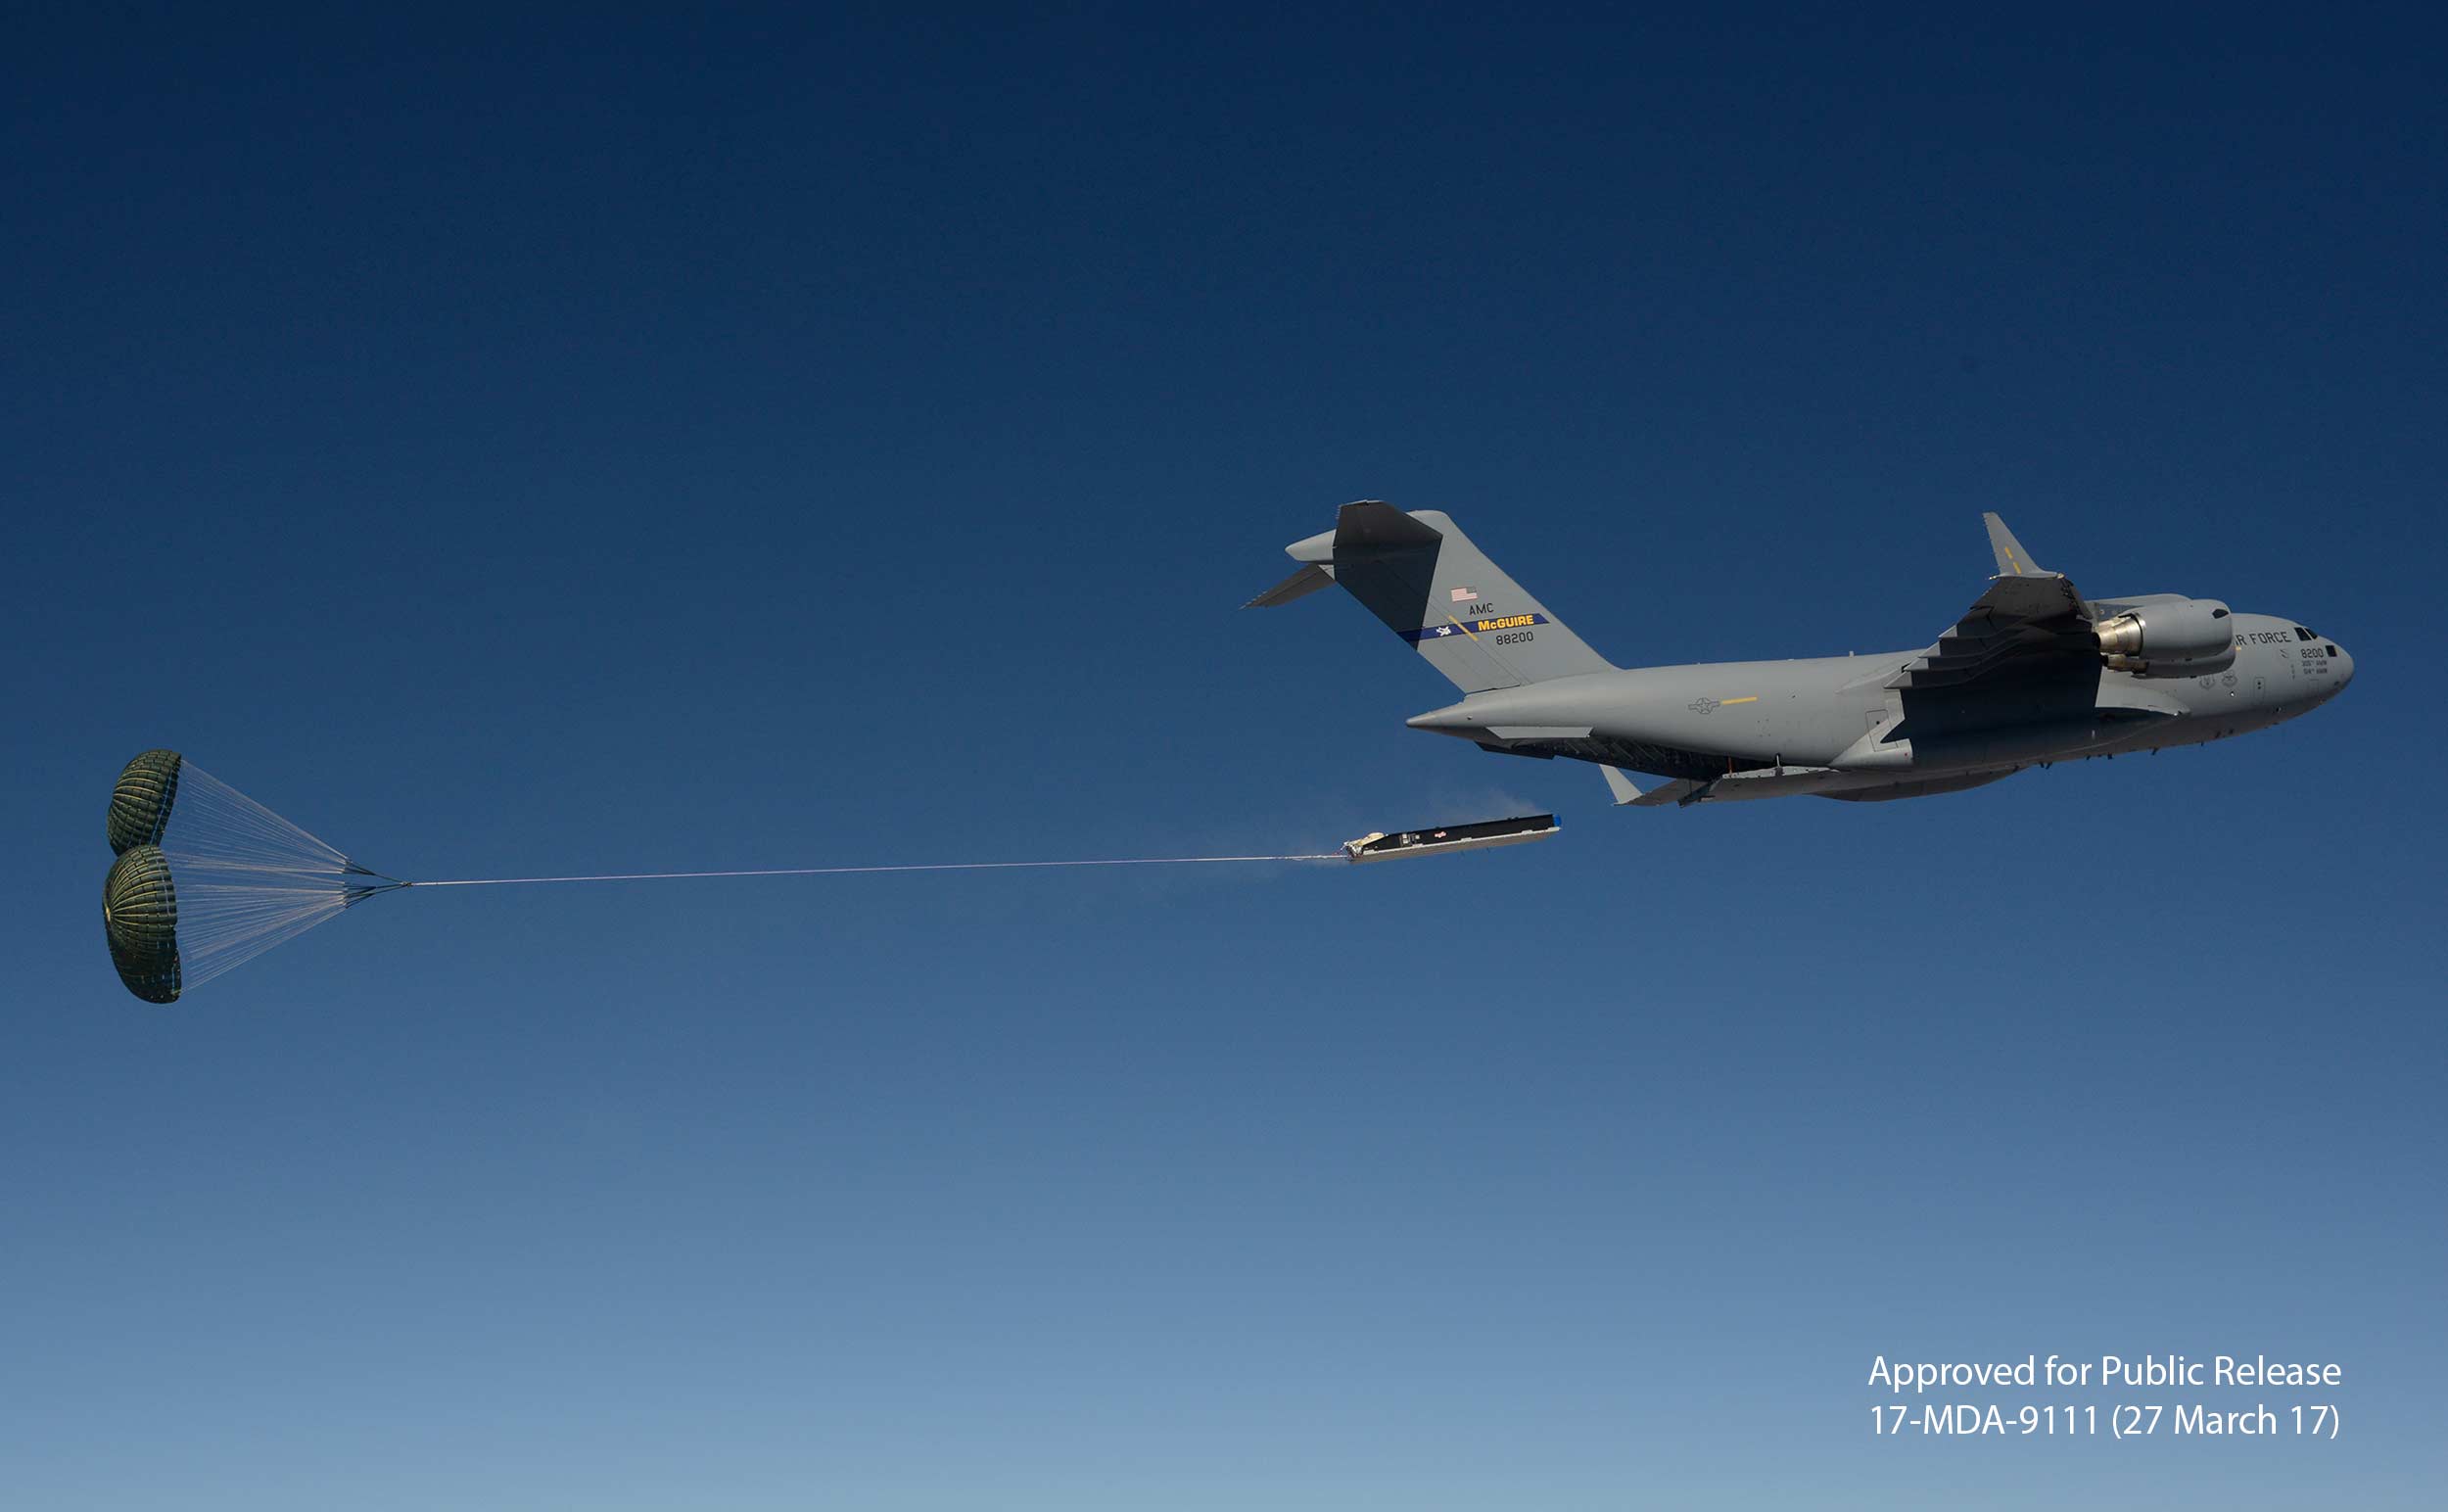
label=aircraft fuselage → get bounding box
[1406,612,2354,799]
[1251,503,2352,807]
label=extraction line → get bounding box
[405,854,1345,887]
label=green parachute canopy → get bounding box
[108,748,183,854]
[97,749,402,1004]
[103,845,182,1003]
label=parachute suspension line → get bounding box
[141,760,402,991]
[407,854,1343,887]
[155,764,361,876]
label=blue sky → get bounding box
[5,8,2442,1508]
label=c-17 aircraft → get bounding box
[1248,502,2352,806]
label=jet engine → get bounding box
[2094,597,2235,676]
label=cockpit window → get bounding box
[2212,607,2230,619]
[2294,627,2312,640]
[2327,645,2338,657]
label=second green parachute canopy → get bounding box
[102,845,182,1003]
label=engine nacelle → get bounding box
[2095,597,2235,676]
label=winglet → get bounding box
[1983,513,2046,577]
[1600,766,1645,805]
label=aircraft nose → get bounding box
[2331,642,2354,688]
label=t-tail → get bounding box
[1244,501,1615,693]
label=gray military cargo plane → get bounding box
[1248,502,2351,806]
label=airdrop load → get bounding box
[1342,813,1559,863]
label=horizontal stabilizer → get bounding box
[1335,500,1446,554]
[1243,562,1336,608]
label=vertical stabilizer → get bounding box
[1249,501,1614,693]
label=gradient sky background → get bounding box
[6,8,2443,1509]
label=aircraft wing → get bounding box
[1890,570,2096,690]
